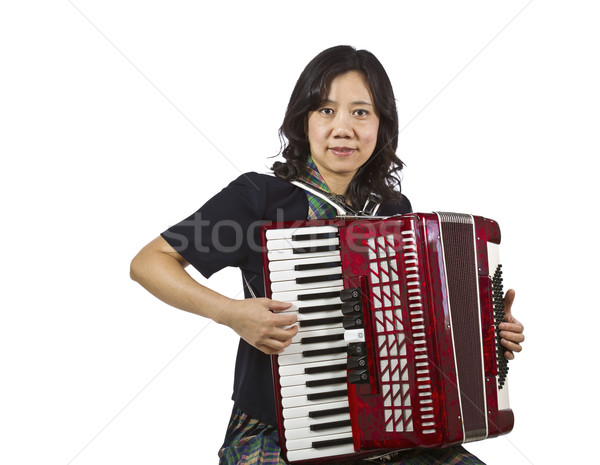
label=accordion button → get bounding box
[348,369,369,384]
[340,288,361,302]
[341,301,362,315]
[347,355,368,370]
[343,315,363,329]
[347,342,367,356]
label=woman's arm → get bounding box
[130,236,298,355]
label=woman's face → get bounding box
[307,71,379,189]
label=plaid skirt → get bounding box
[218,407,485,465]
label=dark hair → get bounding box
[272,45,404,207]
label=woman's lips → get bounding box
[329,147,355,156]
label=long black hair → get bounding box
[272,45,404,207]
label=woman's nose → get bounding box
[332,113,353,138]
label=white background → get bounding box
[1,1,598,464]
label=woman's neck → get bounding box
[308,160,352,199]
[320,172,352,201]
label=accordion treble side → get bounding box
[261,212,514,464]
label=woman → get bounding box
[130,45,524,465]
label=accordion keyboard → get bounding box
[265,225,356,461]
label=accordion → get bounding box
[261,212,514,464]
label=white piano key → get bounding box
[281,390,348,408]
[281,380,347,398]
[270,278,344,293]
[266,237,340,251]
[282,400,349,419]
[278,349,347,366]
[279,358,348,377]
[265,225,339,240]
[279,296,342,313]
[289,327,344,344]
[296,320,343,333]
[268,255,342,272]
[270,266,343,283]
[272,286,343,305]
[289,309,343,322]
[268,249,340,262]
[280,369,347,388]
[286,442,355,462]
[284,422,352,441]
[282,338,347,356]
[297,312,343,324]
[284,411,350,430]
[280,370,347,389]
[285,431,353,451]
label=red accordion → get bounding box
[261,213,514,464]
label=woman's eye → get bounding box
[319,108,334,116]
[354,109,369,117]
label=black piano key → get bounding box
[306,376,347,388]
[307,389,347,401]
[296,273,343,285]
[309,406,350,418]
[295,261,341,271]
[298,303,342,314]
[305,363,347,375]
[298,291,341,301]
[312,436,354,449]
[300,317,343,328]
[292,232,338,241]
[300,334,344,344]
[310,419,352,432]
[302,346,348,357]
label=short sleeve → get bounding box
[378,194,413,216]
[161,172,307,278]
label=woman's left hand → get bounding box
[498,289,525,360]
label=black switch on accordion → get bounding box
[348,369,369,384]
[347,342,369,385]
[347,342,367,357]
[340,287,364,329]
[341,300,362,315]
[343,315,364,329]
[340,287,370,385]
[347,355,367,370]
[340,287,361,301]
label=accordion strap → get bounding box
[242,272,258,299]
[291,180,355,216]
[291,180,382,217]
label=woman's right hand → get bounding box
[221,298,299,355]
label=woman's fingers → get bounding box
[497,289,524,360]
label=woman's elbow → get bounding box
[130,253,144,282]
[130,236,186,283]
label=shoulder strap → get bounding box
[291,180,383,217]
[291,180,357,216]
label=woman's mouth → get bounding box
[329,147,355,156]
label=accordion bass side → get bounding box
[261,212,514,464]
